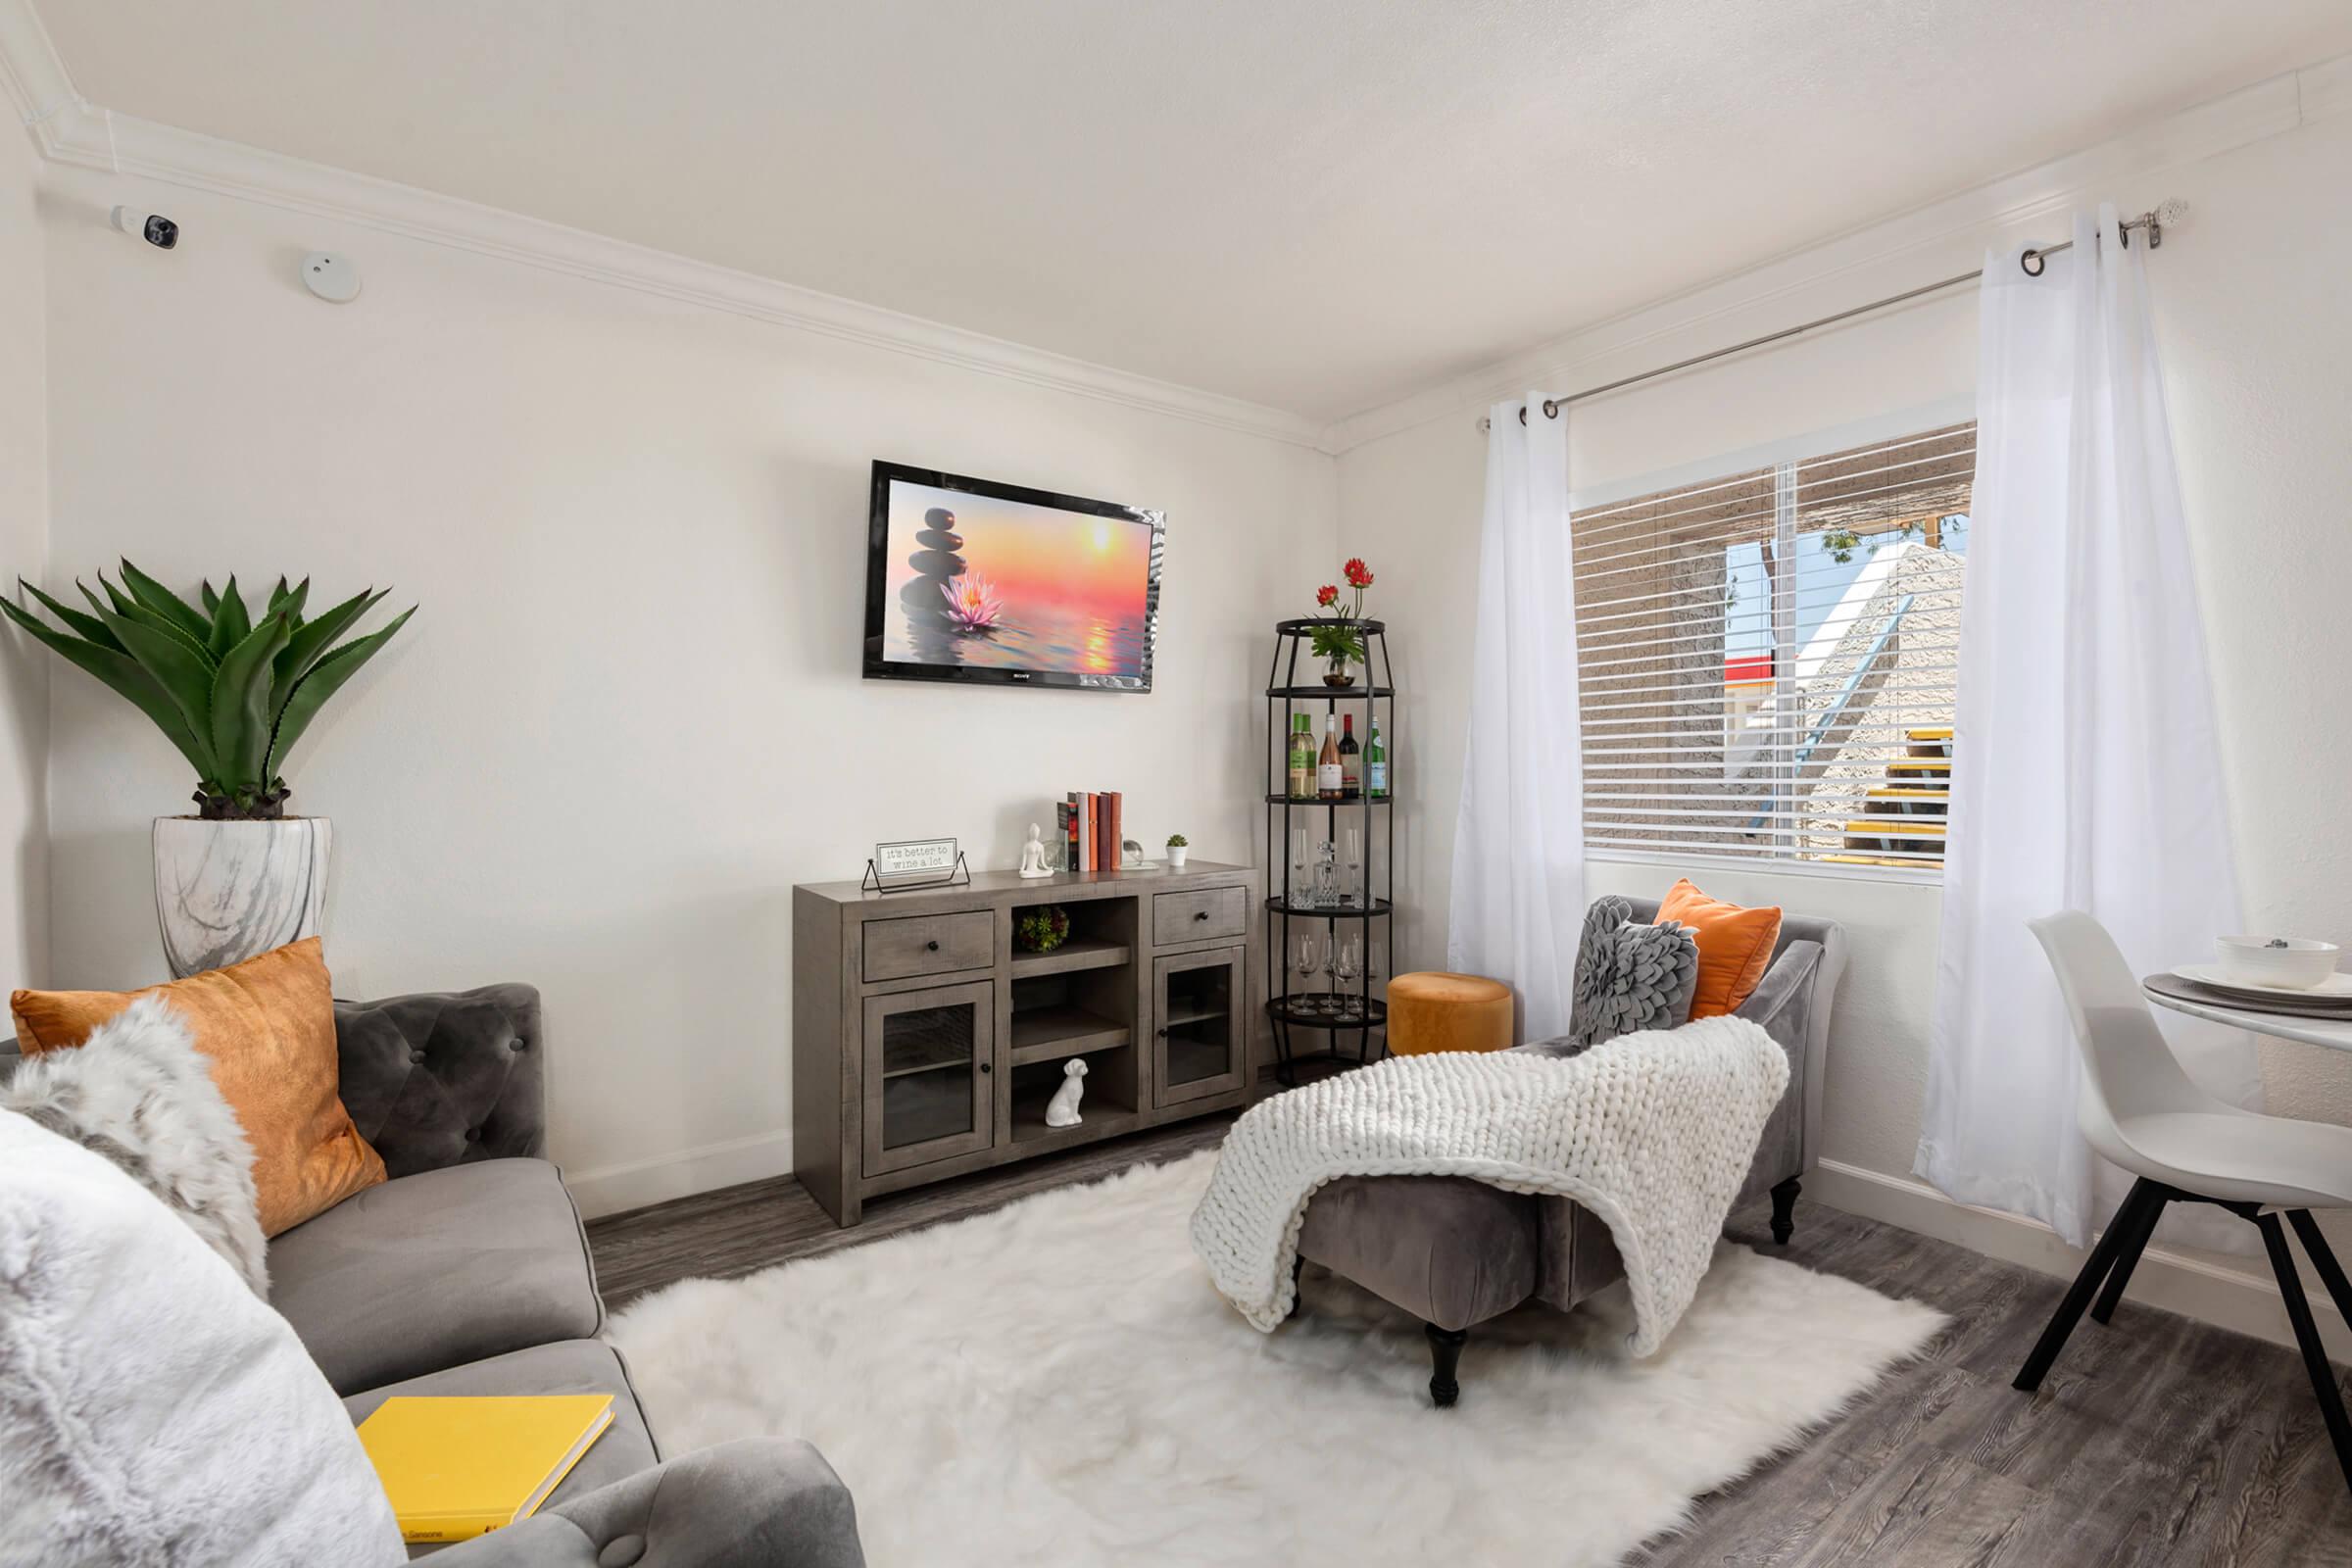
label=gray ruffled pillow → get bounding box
[1569,896,1700,1048]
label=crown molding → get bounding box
[0,0,1330,454]
[1317,51,2350,454]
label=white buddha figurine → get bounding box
[1016,822,1054,878]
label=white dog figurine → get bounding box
[1044,1057,1088,1127]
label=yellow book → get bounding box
[357,1395,615,1544]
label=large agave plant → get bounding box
[3,562,414,820]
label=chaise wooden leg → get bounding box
[1425,1323,1467,1408]
[1769,1176,1801,1246]
[2014,1178,2163,1393]
[2090,1189,2169,1325]
[2267,1212,2352,1501]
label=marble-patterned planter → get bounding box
[152,816,332,978]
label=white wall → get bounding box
[1339,103,2352,1347]
[37,171,1335,1214]
[0,124,46,991]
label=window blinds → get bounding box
[1574,422,1974,871]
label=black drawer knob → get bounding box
[979,1061,992,1074]
[1194,910,1208,921]
[926,940,940,951]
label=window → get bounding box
[1574,422,1972,872]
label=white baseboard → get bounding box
[1807,1157,2352,1361]
[564,1128,794,1220]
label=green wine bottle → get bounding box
[1365,720,1389,798]
[1287,714,1315,799]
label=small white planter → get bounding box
[1165,846,1189,869]
[153,816,332,978]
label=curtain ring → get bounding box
[1517,405,1528,425]
[2020,248,2045,277]
[1542,399,1560,419]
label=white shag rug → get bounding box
[609,1152,1943,1567]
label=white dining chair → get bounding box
[2023,910,2352,1499]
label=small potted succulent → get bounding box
[1308,557,1376,687]
[1015,906,1071,954]
[1164,833,1189,870]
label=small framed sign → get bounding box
[862,837,971,895]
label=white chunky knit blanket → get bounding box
[1190,1016,1789,1356]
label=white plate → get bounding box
[2174,962,2352,1001]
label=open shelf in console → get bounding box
[1009,1049,1141,1144]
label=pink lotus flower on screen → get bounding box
[941,573,1004,631]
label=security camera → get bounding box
[109,206,178,249]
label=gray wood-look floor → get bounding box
[587,1117,2352,1566]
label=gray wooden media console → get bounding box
[792,860,1264,1225]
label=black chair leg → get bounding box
[1769,1177,1801,1246]
[2014,1178,2163,1393]
[2287,1210,2352,1326]
[2260,1212,2352,1501]
[2090,1189,2169,1325]
[1425,1323,1467,1409]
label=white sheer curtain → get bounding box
[1917,204,2260,1249]
[1447,396,1584,1043]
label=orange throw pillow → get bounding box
[1655,878,1783,1019]
[13,937,385,1236]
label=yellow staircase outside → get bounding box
[1825,727,1951,867]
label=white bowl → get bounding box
[2216,934,2341,991]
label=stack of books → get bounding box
[1056,791,1124,872]
[358,1394,614,1544]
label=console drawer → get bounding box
[862,911,996,983]
[1153,886,1249,947]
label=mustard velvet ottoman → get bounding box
[1385,971,1512,1056]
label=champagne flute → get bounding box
[1288,827,1313,909]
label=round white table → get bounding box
[2143,982,2352,1053]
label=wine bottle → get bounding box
[1365,720,1389,798]
[1317,715,1344,801]
[1287,715,1314,799]
[1339,714,1361,800]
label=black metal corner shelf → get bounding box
[1266,996,1389,1030]
[1263,618,1396,1089]
[1265,897,1391,919]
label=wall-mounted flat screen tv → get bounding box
[863,461,1162,691]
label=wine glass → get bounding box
[1332,932,1362,1018]
[1291,928,1322,1003]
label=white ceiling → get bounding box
[32,1,2352,422]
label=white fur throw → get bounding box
[1190,1017,1789,1355]
[0,1108,404,1567]
[3,996,269,1297]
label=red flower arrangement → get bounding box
[1306,559,1375,683]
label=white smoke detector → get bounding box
[299,252,362,304]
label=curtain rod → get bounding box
[1479,201,2187,432]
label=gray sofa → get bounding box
[280,984,864,1564]
[1295,901,1846,1405]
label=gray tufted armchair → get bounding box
[283,984,864,1566]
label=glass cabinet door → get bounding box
[861,980,994,1176]
[1155,949,1246,1104]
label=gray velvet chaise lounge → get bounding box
[1293,901,1846,1406]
